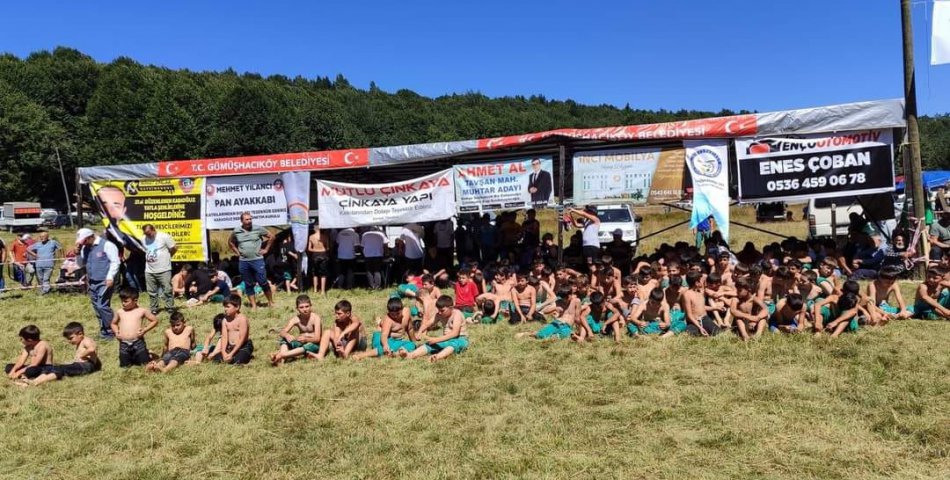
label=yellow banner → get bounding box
[648,148,686,203]
[90,178,207,261]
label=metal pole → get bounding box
[831,203,837,244]
[901,0,927,278]
[557,142,569,264]
[54,147,74,228]
[75,171,84,229]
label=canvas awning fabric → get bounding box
[78,98,906,182]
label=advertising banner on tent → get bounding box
[573,148,665,204]
[685,140,730,241]
[648,149,687,203]
[282,171,311,274]
[454,157,553,212]
[205,174,288,230]
[317,170,456,228]
[157,149,369,178]
[90,178,207,261]
[736,129,894,203]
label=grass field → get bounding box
[0,206,948,479]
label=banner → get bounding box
[685,141,730,241]
[648,149,687,203]
[205,174,288,230]
[282,171,311,274]
[454,157,553,212]
[735,129,894,203]
[934,1,950,65]
[573,147,671,204]
[90,178,207,261]
[158,149,369,178]
[317,170,456,228]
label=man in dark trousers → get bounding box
[527,158,552,204]
[76,228,121,340]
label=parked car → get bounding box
[594,204,641,248]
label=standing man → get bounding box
[400,224,426,274]
[26,231,61,294]
[434,218,455,273]
[0,235,6,291]
[142,224,178,314]
[569,206,602,269]
[10,234,34,288]
[229,212,275,309]
[307,224,331,296]
[527,158,553,204]
[76,228,121,339]
[361,226,388,289]
[334,227,360,290]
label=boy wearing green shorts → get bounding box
[355,298,417,359]
[403,295,469,362]
[270,295,322,365]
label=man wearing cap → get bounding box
[76,228,121,339]
[142,224,177,314]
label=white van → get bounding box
[807,193,898,239]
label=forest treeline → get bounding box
[1,47,948,207]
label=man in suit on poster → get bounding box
[527,158,552,204]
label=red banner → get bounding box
[476,115,757,150]
[158,149,369,178]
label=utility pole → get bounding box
[54,147,74,228]
[901,0,927,278]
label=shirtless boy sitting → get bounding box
[729,278,768,341]
[111,288,160,368]
[147,311,195,373]
[5,325,55,386]
[355,297,418,359]
[270,294,322,365]
[314,300,367,360]
[211,295,254,365]
[27,322,101,386]
[510,273,539,324]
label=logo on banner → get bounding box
[180,178,196,194]
[688,148,723,178]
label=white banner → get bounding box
[685,140,730,241]
[454,157,553,212]
[572,148,660,204]
[317,170,456,228]
[934,1,950,65]
[205,174,288,229]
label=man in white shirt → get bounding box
[142,224,178,314]
[76,228,121,339]
[335,227,360,289]
[361,227,388,289]
[400,224,425,274]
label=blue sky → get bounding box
[3,0,950,115]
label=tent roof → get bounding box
[78,98,905,182]
[895,170,950,191]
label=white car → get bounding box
[595,204,640,247]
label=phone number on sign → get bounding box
[766,173,867,192]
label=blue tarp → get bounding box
[895,170,950,191]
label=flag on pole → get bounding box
[685,140,730,242]
[932,1,950,65]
